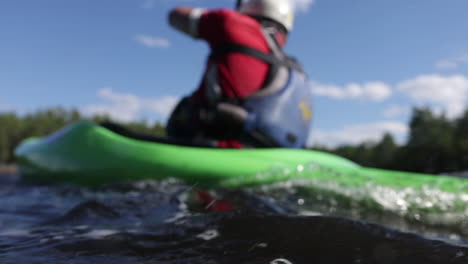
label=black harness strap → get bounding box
[210,43,303,73]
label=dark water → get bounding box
[1,173,467,264]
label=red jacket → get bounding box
[192,9,286,148]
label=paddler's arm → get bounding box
[168,7,205,38]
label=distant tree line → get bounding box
[0,107,165,164]
[2,106,468,174]
[314,107,468,174]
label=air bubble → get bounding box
[271,258,293,264]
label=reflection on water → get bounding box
[0,173,467,264]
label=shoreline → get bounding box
[0,164,18,175]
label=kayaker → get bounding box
[167,0,312,149]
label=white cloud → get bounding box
[135,34,171,48]
[292,0,316,12]
[145,96,180,117]
[383,104,409,118]
[83,88,179,123]
[309,121,408,148]
[311,81,392,102]
[435,53,468,71]
[397,74,468,118]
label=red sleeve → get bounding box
[198,9,237,45]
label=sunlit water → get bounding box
[1,172,467,264]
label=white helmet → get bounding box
[238,0,295,32]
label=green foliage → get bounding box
[313,107,468,174]
[0,107,165,164]
[372,133,398,169]
[399,107,457,173]
[454,109,468,171]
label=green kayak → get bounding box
[14,121,357,186]
[14,121,467,195]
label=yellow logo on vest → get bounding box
[299,102,312,121]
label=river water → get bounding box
[1,172,467,264]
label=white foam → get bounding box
[80,229,119,239]
[0,229,30,237]
[196,229,219,241]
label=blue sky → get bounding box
[1,0,468,147]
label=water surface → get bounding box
[1,173,467,264]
